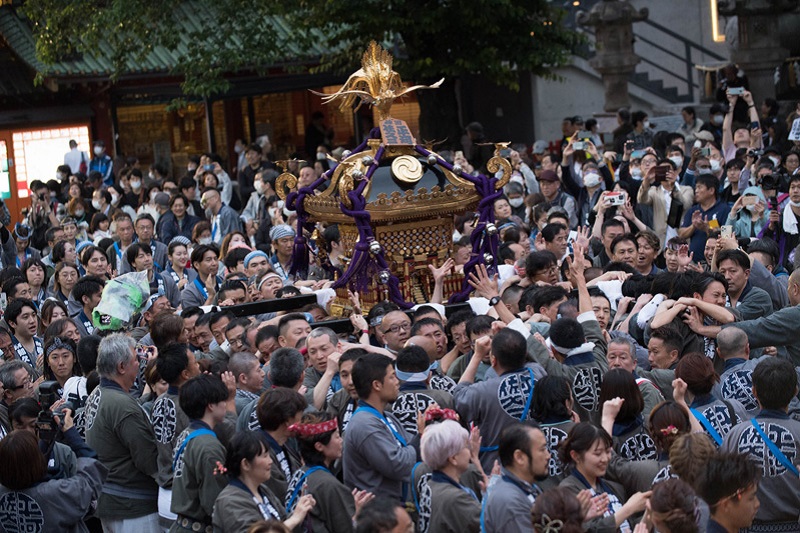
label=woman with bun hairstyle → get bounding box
[558,422,651,532]
[674,352,748,446]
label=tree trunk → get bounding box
[416,78,463,151]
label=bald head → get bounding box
[405,335,437,363]
[789,270,800,306]
[716,326,749,360]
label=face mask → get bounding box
[198,237,212,245]
[746,204,757,213]
[234,145,243,154]
[508,197,524,208]
[56,172,65,181]
[74,210,84,218]
[254,181,265,194]
[698,168,713,176]
[220,339,232,354]
[769,156,780,167]
[790,200,800,208]
[150,190,159,201]
[50,192,57,200]
[583,172,602,188]
[710,159,721,172]
[268,207,279,218]
[91,200,101,210]
[643,120,651,129]
[205,208,213,219]
[148,172,155,180]
[316,152,327,161]
[669,156,683,169]
[631,167,643,180]
[130,180,142,191]
[93,146,103,156]
[712,115,723,126]
[110,193,119,205]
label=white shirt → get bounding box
[64,148,89,174]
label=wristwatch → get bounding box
[488,296,501,307]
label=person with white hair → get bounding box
[84,333,160,532]
[419,419,480,532]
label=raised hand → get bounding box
[428,258,454,283]
[467,263,500,300]
[574,226,591,250]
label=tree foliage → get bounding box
[22,0,579,96]
[21,0,579,139]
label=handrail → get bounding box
[571,13,725,102]
[639,19,726,62]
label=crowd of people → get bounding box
[0,84,799,533]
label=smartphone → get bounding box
[203,164,214,171]
[750,121,760,131]
[741,196,758,206]
[727,86,745,96]
[699,147,711,157]
[721,225,734,240]
[631,150,646,160]
[500,149,511,158]
[653,164,669,185]
[573,141,586,151]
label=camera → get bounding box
[35,381,61,444]
[760,174,779,191]
[38,193,46,202]
[605,192,626,206]
[748,149,763,158]
[573,141,586,151]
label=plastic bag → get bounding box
[92,271,151,331]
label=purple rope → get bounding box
[286,138,372,277]
[415,147,501,302]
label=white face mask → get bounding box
[712,115,723,126]
[149,190,159,201]
[316,152,327,161]
[631,167,643,180]
[74,210,84,218]
[91,200,101,210]
[710,159,721,172]
[583,172,602,188]
[234,145,243,154]
[254,181,265,194]
[93,146,103,156]
[130,180,142,191]
[508,197,524,208]
[198,237,212,245]
[769,156,780,168]
[643,120,651,129]
[790,200,800,208]
[110,193,119,205]
[221,339,232,354]
[669,156,683,169]
[56,172,65,181]
[698,167,713,176]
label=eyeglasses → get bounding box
[383,322,411,334]
[8,377,32,391]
